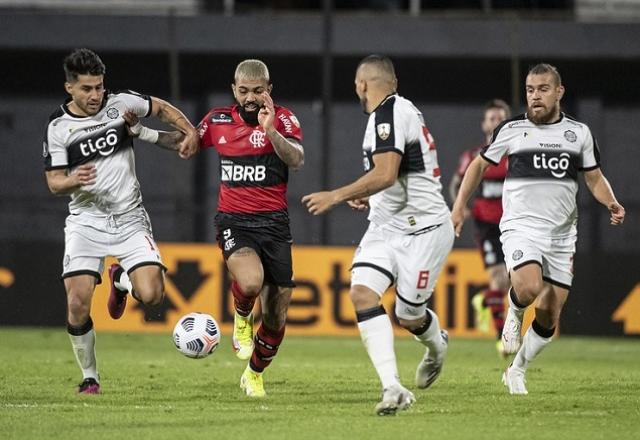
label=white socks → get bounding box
[357,314,399,389]
[413,309,445,356]
[114,270,132,292]
[69,328,99,381]
[512,325,552,372]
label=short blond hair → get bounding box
[234,59,270,83]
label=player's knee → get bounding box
[67,292,91,319]
[513,279,543,302]
[236,279,263,297]
[349,286,379,310]
[134,281,164,306]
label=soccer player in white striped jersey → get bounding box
[452,63,625,395]
[303,55,454,415]
[44,48,198,394]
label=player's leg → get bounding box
[506,243,573,395]
[240,284,292,398]
[109,206,165,317]
[240,226,295,397]
[486,262,509,355]
[351,226,414,415]
[395,220,453,389]
[219,226,265,360]
[500,231,545,354]
[65,274,101,394]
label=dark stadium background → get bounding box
[0,0,638,336]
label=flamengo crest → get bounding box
[376,123,391,141]
[249,129,266,148]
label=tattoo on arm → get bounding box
[268,130,304,169]
[154,131,184,151]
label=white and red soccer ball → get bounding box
[173,312,221,359]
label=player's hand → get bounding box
[451,205,466,237]
[72,163,97,187]
[347,198,369,211]
[608,201,625,225]
[178,128,199,159]
[123,110,140,137]
[302,191,339,215]
[258,92,275,132]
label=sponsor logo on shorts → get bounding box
[224,238,236,251]
[512,250,523,261]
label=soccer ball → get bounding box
[172,312,221,359]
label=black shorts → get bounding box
[473,219,505,269]
[216,222,295,288]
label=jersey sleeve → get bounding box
[580,127,601,171]
[43,124,68,171]
[117,90,153,118]
[197,111,216,150]
[275,107,303,142]
[372,100,406,155]
[481,124,512,165]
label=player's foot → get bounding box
[78,377,100,395]
[107,264,128,320]
[501,306,525,354]
[502,364,528,395]
[472,293,491,333]
[415,330,448,389]
[232,312,254,360]
[496,340,508,358]
[374,383,415,416]
[240,365,265,398]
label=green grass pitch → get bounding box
[1,328,639,439]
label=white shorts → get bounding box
[501,230,576,289]
[62,205,164,283]
[351,219,454,320]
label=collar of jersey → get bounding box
[370,93,398,114]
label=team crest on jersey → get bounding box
[211,112,233,124]
[564,130,577,142]
[249,129,266,148]
[107,108,119,119]
[376,123,391,141]
[512,250,523,261]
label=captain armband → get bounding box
[129,122,159,144]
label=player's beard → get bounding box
[527,103,559,124]
[238,101,260,126]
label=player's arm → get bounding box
[45,165,96,195]
[302,151,401,215]
[451,155,493,236]
[258,92,304,170]
[123,111,185,151]
[584,168,625,225]
[149,97,198,159]
[267,130,305,170]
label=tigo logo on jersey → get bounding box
[249,130,266,148]
[221,164,266,182]
[80,128,119,157]
[376,123,391,141]
[533,152,571,178]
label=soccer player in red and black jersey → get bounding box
[197,59,304,398]
[449,99,511,356]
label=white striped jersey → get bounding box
[362,94,450,234]
[43,90,152,216]
[481,113,600,238]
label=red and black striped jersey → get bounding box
[456,144,508,225]
[197,104,303,227]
